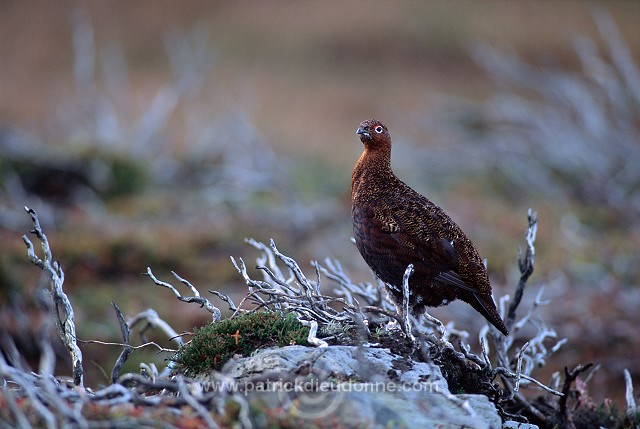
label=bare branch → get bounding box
[128,309,184,348]
[559,363,594,428]
[458,340,486,368]
[76,338,177,354]
[145,267,221,321]
[35,288,56,377]
[111,302,133,383]
[208,289,239,312]
[401,264,416,342]
[299,320,328,348]
[624,369,638,427]
[513,341,529,393]
[506,209,537,331]
[22,206,83,387]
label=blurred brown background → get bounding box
[1,0,639,404]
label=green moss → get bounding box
[173,311,310,377]
[101,154,147,199]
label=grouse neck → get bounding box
[355,146,393,179]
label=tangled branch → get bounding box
[8,206,618,428]
[145,268,222,322]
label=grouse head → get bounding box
[356,119,390,149]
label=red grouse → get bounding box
[351,119,508,336]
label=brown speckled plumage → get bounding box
[351,119,508,336]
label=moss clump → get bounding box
[173,311,310,377]
[101,154,147,199]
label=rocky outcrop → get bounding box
[214,345,508,429]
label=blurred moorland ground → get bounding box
[1,0,639,406]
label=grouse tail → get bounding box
[466,292,509,336]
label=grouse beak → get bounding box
[356,126,369,139]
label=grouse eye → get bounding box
[374,126,384,133]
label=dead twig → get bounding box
[559,363,594,429]
[22,206,83,387]
[401,264,416,342]
[111,302,133,383]
[506,209,537,332]
[623,369,638,428]
[144,267,222,321]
